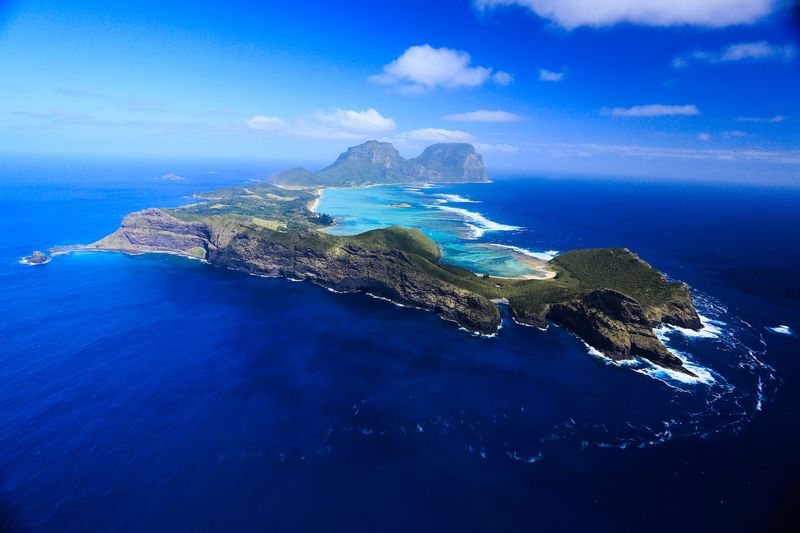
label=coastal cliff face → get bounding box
[270,140,489,187]
[91,209,501,334]
[546,289,695,371]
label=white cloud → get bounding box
[538,68,566,82]
[736,115,787,123]
[491,71,514,85]
[475,0,774,29]
[246,115,287,131]
[246,109,396,139]
[442,110,522,122]
[673,41,797,68]
[396,128,476,143]
[722,130,750,138]
[474,142,519,153]
[604,104,700,117]
[698,130,753,141]
[313,108,395,133]
[369,44,509,93]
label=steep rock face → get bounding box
[90,209,209,258]
[410,143,487,182]
[91,209,501,335]
[315,141,413,185]
[652,292,703,330]
[546,289,692,374]
[211,233,500,333]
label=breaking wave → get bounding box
[432,205,521,239]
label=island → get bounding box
[21,250,51,265]
[155,173,184,181]
[59,141,703,376]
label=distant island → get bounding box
[155,173,184,181]
[36,141,703,376]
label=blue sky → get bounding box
[0,0,798,182]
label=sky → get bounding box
[0,0,799,183]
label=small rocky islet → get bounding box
[37,141,704,376]
[21,250,51,265]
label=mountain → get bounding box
[268,140,489,187]
[315,141,413,186]
[409,143,486,182]
[268,167,319,186]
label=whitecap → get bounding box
[766,325,793,336]
[506,451,542,464]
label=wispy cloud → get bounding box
[368,44,511,93]
[474,0,774,29]
[9,109,212,132]
[522,141,800,165]
[57,87,167,113]
[538,68,566,82]
[474,142,519,153]
[313,108,396,133]
[442,110,522,122]
[245,108,396,140]
[603,104,700,117]
[698,130,752,141]
[673,41,797,68]
[395,128,476,143]
[491,71,514,85]
[736,115,787,123]
[245,116,287,131]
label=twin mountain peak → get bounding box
[270,141,487,187]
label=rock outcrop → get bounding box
[547,289,690,372]
[21,250,51,265]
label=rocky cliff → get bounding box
[90,209,501,334]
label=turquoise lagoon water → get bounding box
[316,184,557,278]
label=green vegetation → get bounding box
[344,226,441,263]
[167,182,324,231]
[550,248,686,308]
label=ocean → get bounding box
[1,157,799,532]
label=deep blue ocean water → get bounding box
[1,158,799,532]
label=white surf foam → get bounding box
[654,315,724,340]
[434,193,479,204]
[433,205,521,239]
[766,325,793,336]
[485,244,559,261]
